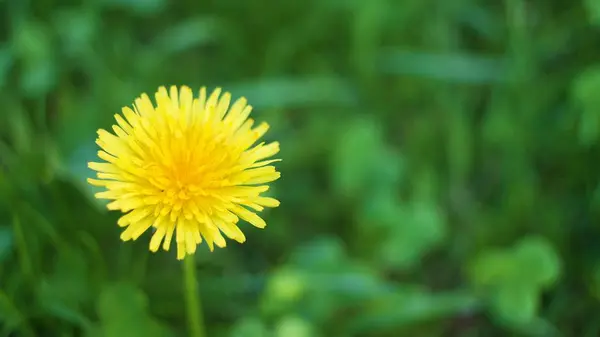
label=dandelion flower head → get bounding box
[87,86,281,260]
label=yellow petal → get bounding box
[231,205,266,228]
[150,226,167,252]
[253,197,280,208]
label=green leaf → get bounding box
[579,106,600,146]
[0,290,30,336]
[469,237,560,289]
[572,66,600,145]
[12,21,52,62]
[289,237,348,272]
[369,148,406,191]
[347,288,479,334]
[230,317,270,337]
[11,21,56,98]
[331,117,385,197]
[6,107,33,156]
[274,316,316,337]
[39,249,89,310]
[98,283,165,337]
[261,268,306,315]
[468,237,560,329]
[469,249,515,288]
[586,263,600,304]
[379,49,507,83]
[153,17,219,55]
[100,0,166,15]
[228,77,358,109]
[573,66,600,105]
[491,285,538,325]
[0,226,13,263]
[513,236,561,287]
[377,200,446,269]
[38,248,92,330]
[20,58,57,98]
[0,47,13,89]
[482,108,521,147]
[359,189,402,230]
[52,9,99,57]
[584,0,600,25]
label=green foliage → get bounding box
[469,237,560,327]
[585,0,600,25]
[0,0,599,336]
[230,317,270,337]
[96,283,166,337]
[274,316,316,337]
[573,66,600,145]
[332,117,388,198]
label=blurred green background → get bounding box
[2,0,600,336]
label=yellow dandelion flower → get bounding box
[87,85,281,260]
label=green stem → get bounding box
[183,255,206,337]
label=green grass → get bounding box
[1,0,600,336]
